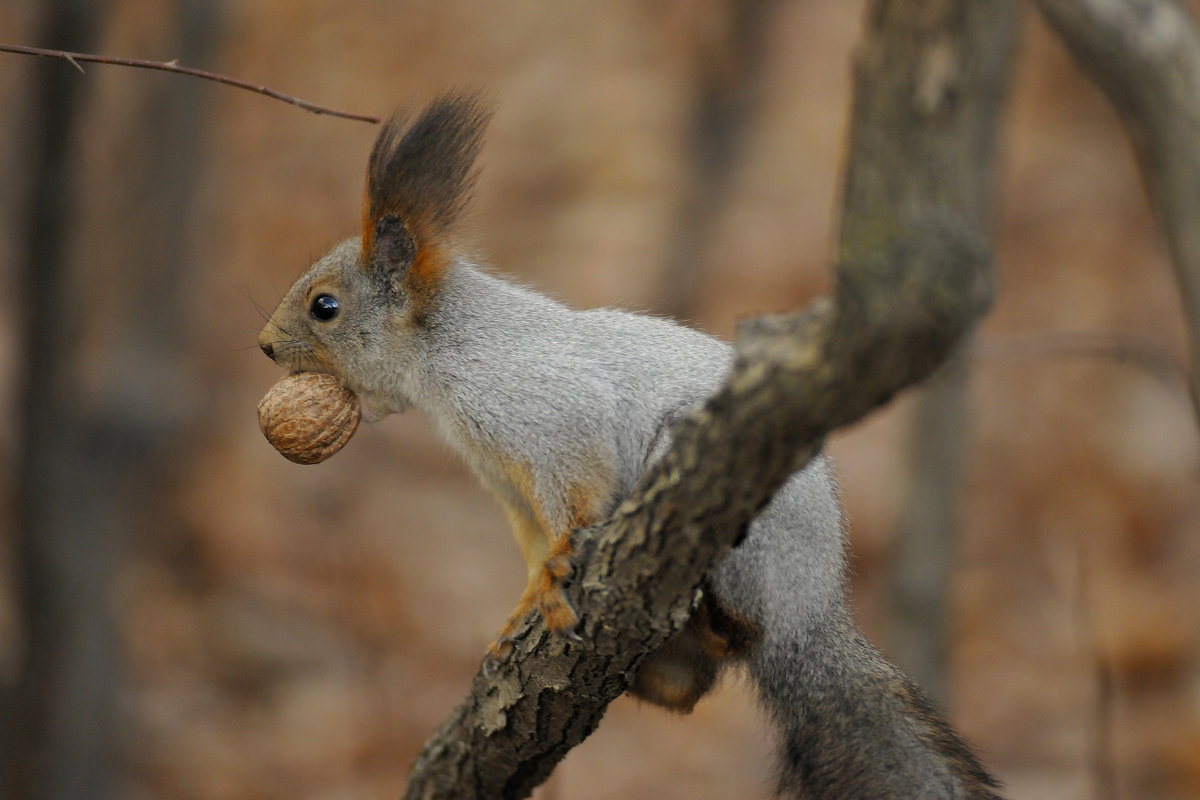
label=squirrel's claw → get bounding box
[486,635,515,669]
[487,542,583,669]
[556,623,584,644]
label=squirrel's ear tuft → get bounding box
[362,93,491,292]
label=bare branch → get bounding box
[0,42,381,123]
[1033,0,1200,427]
[976,329,1192,394]
[843,0,1020,705]
[400,3,1002,796]
[401,215,993,799]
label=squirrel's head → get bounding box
[259,93,490,414]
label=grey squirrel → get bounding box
[258,93,1002,799]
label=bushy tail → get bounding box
[748,613,1002,800]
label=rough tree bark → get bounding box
[1034,0,1200,427]
[400,222,991,800]
[398,4,1004,799]
[850,1,1020,701]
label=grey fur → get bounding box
[262,248,1000,799]
[259,96,1000,798]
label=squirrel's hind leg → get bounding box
[630,589,760,712]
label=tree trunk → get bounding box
[833,0,1020,702]
[3,3,114,797]
[1033,0,1200,429]
[1,2,223,797]
[653,0,780,319]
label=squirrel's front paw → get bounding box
[537,551,582,643]
[486,541,582,669]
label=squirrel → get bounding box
[258,93,1002,799]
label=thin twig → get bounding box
[1069,534,1119,800]
[0,42,380,123]
[975,329,1191,395]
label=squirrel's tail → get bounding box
[748,614,1002,799]
[713,456,1001,799]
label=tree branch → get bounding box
[400,3,1005,796]
[843,0,1020,703]
[976,329,1193,393]
[0,42,381,123]
[1033,0,1200,428]
[401,214,993,799]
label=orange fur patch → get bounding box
[485,460,617,656]
[361,179,374,255]
[409,237,448,292]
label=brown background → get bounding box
[1,1,1198,798]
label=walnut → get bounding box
[258,372,361,464]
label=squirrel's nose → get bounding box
[260,341,275,360]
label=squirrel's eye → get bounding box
[310,293,340,322]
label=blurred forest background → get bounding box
[1,1,1198,798]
